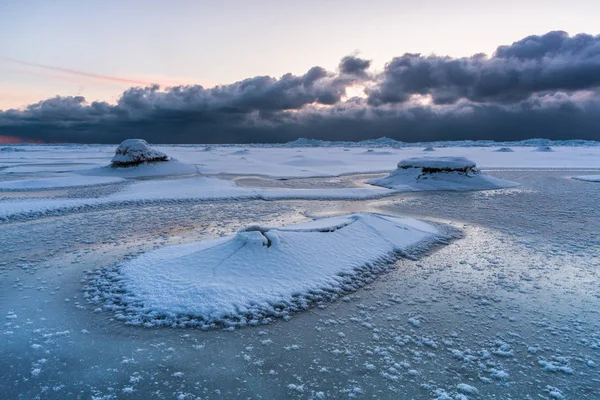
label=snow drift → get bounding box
[368,157,519,191]
[0,176,123,190]
[86,213,444,328]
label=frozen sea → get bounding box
[1,144,600,399]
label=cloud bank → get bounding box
[1,31,600,144]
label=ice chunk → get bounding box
[494,147,514,152]
[368,157,519,192]
[111,139,169,167]
[534,145,553,152]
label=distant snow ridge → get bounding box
[368,156,519,191]
[111,139,169,167]
[0,147,25,152]
[84,213,450,329]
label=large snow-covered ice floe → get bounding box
[85,213,448,328]
[572,175,600,182]
[368,156,519,191]
[111,139,169,166]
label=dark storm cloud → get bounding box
[367,31,600,105]
[339,55,371,77]
[1,31,600,144]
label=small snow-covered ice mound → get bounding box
[87,213,445,328]
[534,145,553,152]
[82,139,197,177]
[368,156,519,191]
[111,139,169,167]
[423,147,435,152]
[494,147,514,152]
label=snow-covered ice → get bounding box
[368,157,519,191]
[0,176,394,220]
[88,213,443,327]
[572,175,600,182]
[0,176,123,190]
[3,143,600,179]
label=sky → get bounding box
[1,0,599,143]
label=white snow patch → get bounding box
[368,157,519,192]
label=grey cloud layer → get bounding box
[1,31,600,143]
[367,31,600,105]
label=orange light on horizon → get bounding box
[0,135,44,144]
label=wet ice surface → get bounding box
[1,171,600,399]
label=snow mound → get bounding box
[534,146,553,152]
[495,147,514,152]
[423,147,436,152]
[368,157,519,191]
[86,213,444,328]
[111,139,169,167]
[360,150,394,155]
[230,149,250,155]
[572,175,600,182]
